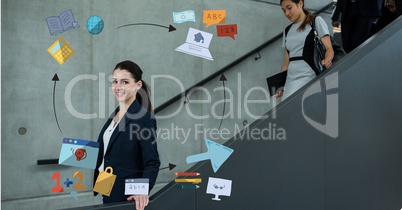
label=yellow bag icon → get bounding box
[93,166,116,196]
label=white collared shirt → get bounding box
[98,119,119,171]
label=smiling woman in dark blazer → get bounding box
[94,60,160,210]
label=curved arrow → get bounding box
[218,74,227,130]
[52,74,63,133]
[116,23,176,32]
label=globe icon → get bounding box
[87,15,104,35]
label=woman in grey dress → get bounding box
[276,0,334,100]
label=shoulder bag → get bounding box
[312,16,346,74]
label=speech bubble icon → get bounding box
[217,24,238,40]
[203,10,226,28]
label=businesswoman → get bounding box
[94,60,161,210]
[276,0,334,99]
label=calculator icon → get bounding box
[47,37,74,65]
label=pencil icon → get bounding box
[174,178,202,184]
[175,184,200,190]
[174,172,201,176]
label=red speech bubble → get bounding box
[216,24,238,40]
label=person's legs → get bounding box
[351,17,375,49]
[340,18,355,53]
[340,1,360,53]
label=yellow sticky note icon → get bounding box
[203,10,226,28]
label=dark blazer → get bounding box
[332,0,383,21]
[93,100,160,203]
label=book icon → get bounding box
[46,10,79,36]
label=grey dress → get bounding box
[281,16,330,100]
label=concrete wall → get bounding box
[1,0,332,209]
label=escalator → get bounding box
[70,16,402,210]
